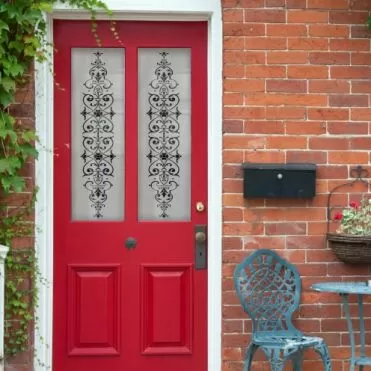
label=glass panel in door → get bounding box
[71,48,125,220]
[138,48,191,221]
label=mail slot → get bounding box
[242,163,316,198]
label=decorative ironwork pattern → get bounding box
[234,249,332,371]
[326,165,370,232]
[81,51,116,218]
[146,52,182,218]
[236,256,298,333]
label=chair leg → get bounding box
[291,351,303,371]
[261,348,285,371]
[314,342,332,371]
[269,351,285,371]
[243,344,258,371]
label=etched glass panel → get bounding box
[138,49,191,221]
[71,48,125,220]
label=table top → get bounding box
[312,281,371,295]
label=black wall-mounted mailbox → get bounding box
[243,163,316,198]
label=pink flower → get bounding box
[334,212,343,221]
[350,201,360,209]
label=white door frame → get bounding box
[35,1,222,370]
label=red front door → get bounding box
[53,21,207,371]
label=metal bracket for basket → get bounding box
[326,165,370,233]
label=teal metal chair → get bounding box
[234,249,331,371]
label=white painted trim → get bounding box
[53,11,210,21]
[0,244,9,371]
[53,0,219,14]
[206,11,223,371]
[35,2,222,370]
[35,13,54,370]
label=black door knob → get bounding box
[125,237,137,249]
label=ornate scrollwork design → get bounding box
[146,52,182,218]
[326,165,371,232]
[238,263,297,332]
[81,51,115,218]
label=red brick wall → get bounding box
[5,70,35,370]
[222,0,371,370]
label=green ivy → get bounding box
[0,0,111,359]
[0,195,36,357]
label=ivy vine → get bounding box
[0,0,111,360]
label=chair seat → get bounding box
[253,335,324,349]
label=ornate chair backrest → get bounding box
[234,249,302,337]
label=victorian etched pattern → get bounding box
[81,51,116,219]
[146,52,182,218]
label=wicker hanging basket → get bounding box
[327,233,371,264]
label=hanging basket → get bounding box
[327,233,371,264]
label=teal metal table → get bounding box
[312,282,371,371]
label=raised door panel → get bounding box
[68,265,120,356]
[141,265,192,355]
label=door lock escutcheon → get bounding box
[195,225,207,270]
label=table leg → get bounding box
[357,294,366,359]
[340,293,356,371]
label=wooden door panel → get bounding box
[67,265,120,356]
[141,265,192,355]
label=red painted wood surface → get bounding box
[53,21,207,371]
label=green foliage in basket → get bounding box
[334,199,371,236]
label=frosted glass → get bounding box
[71,48,125,220]
[138,49,191,221]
